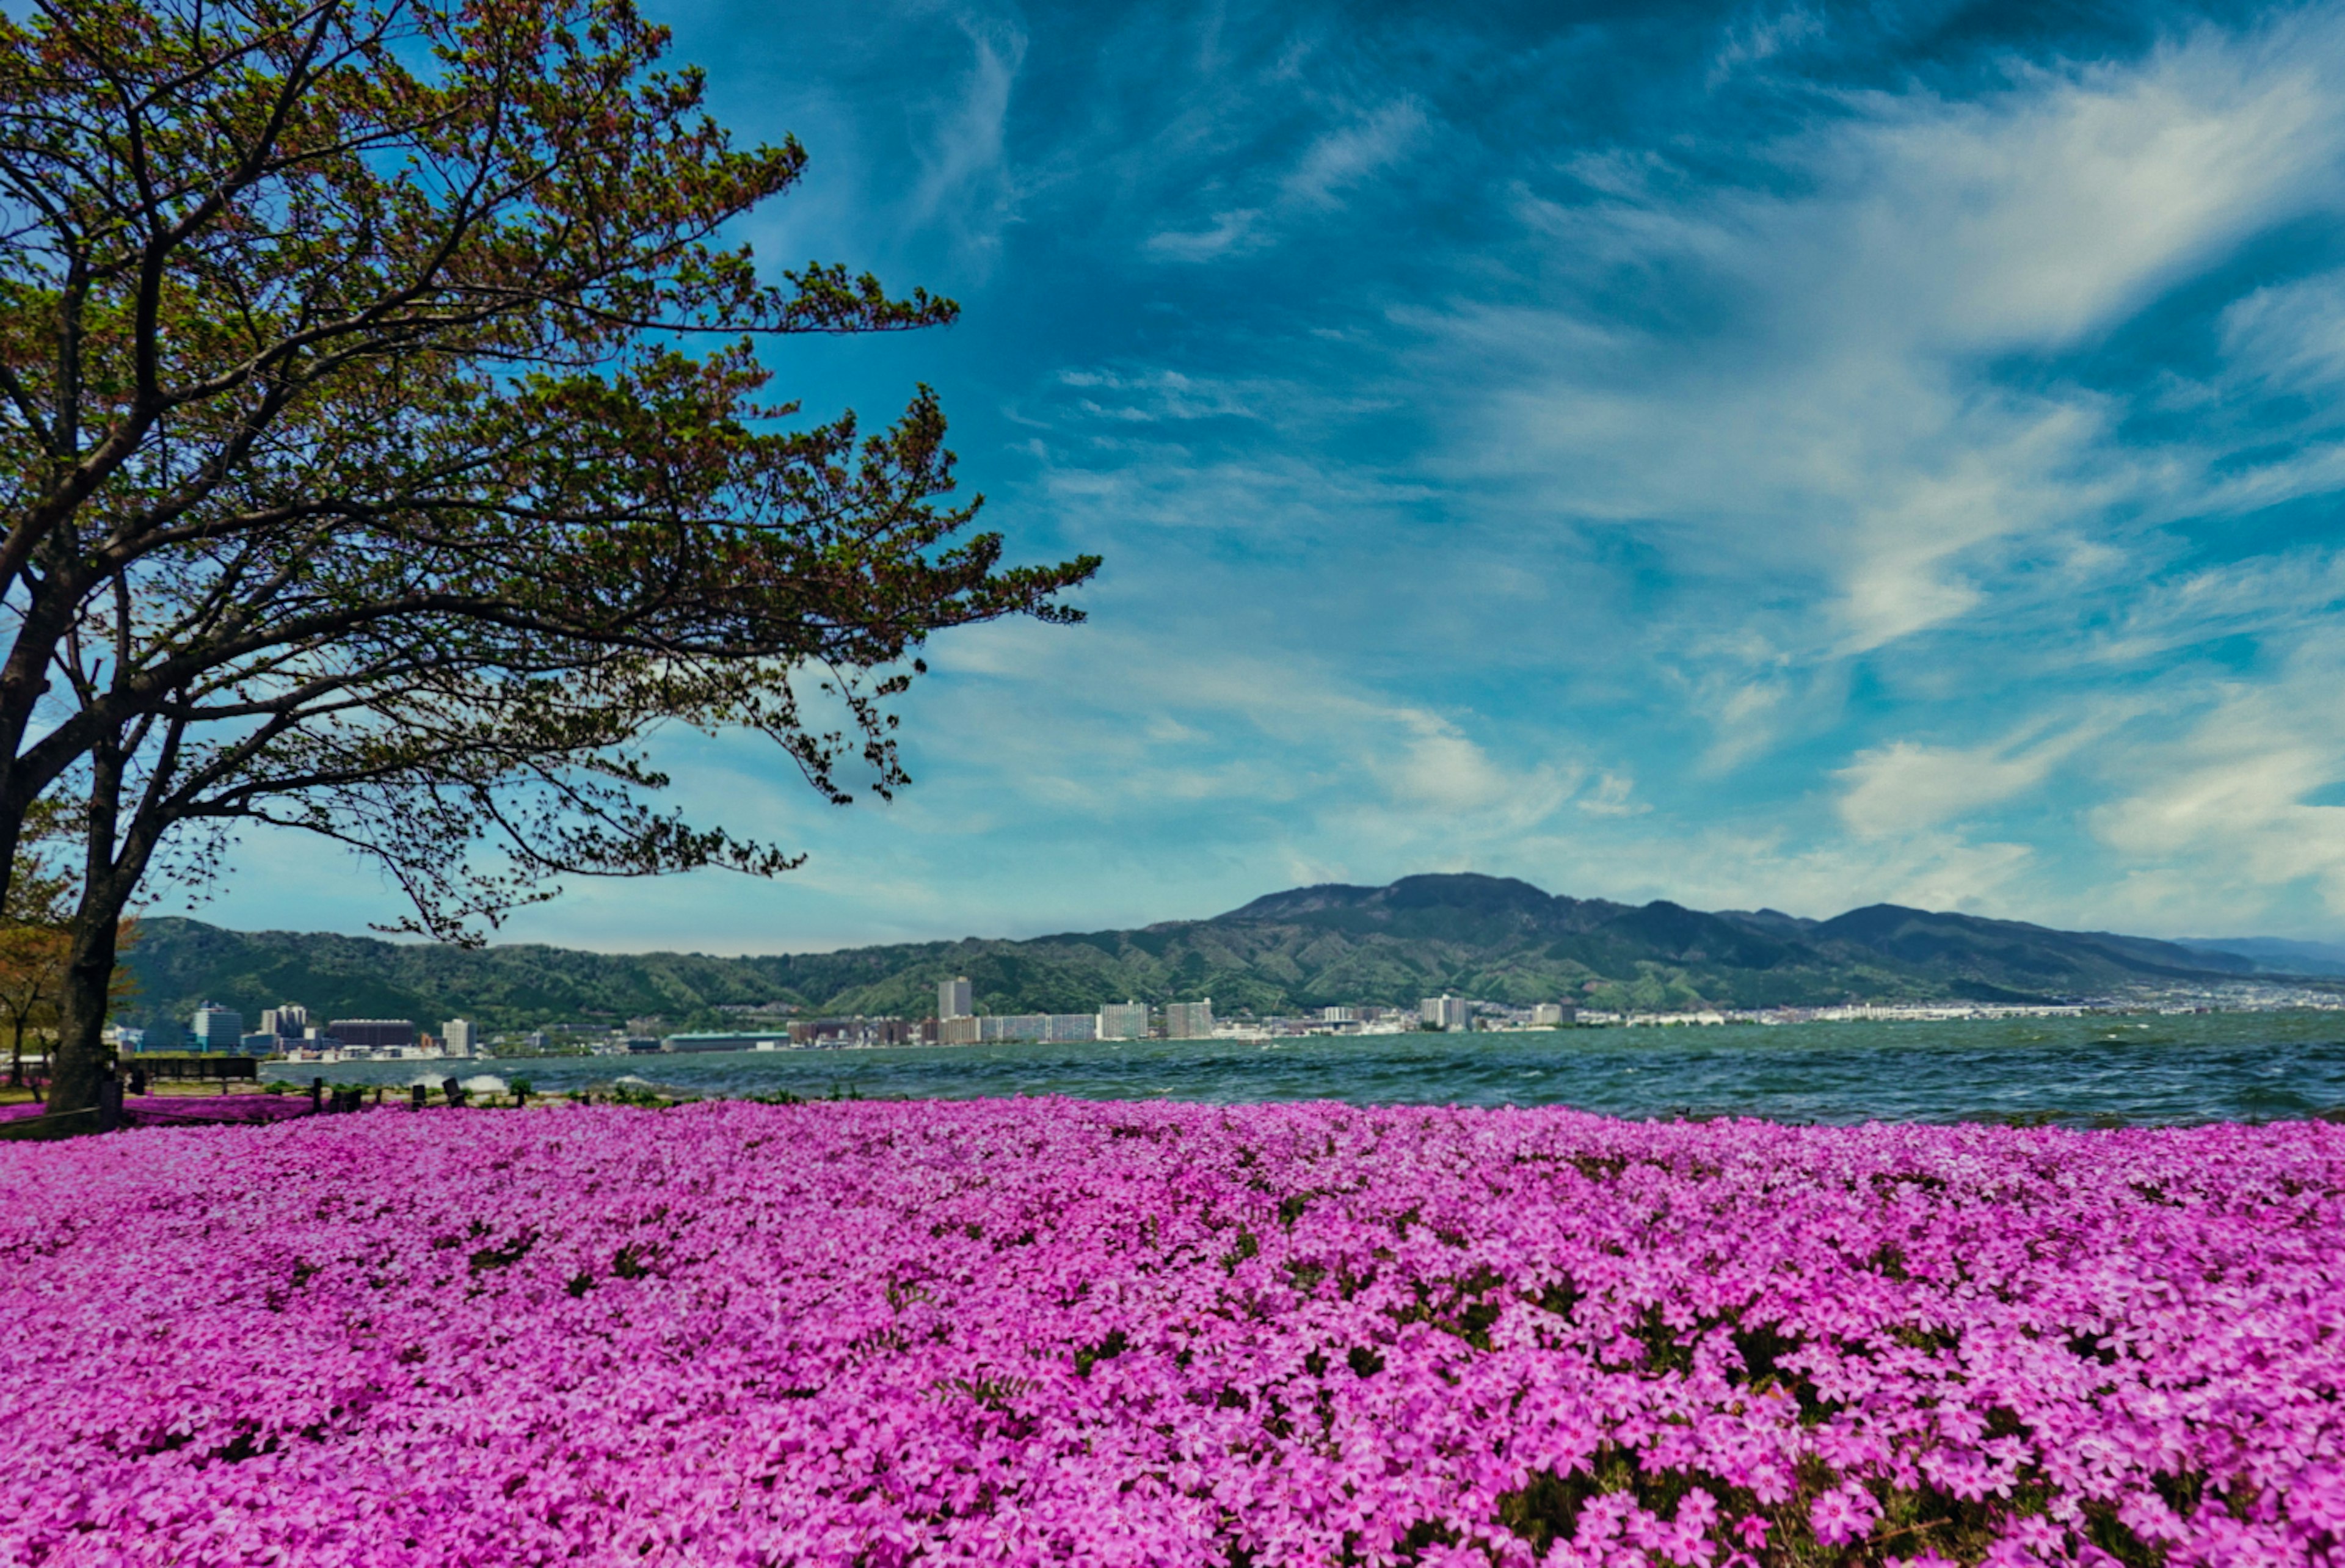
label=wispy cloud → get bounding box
[904,10,1030,270]
[1279,98,1427,208]
[1139,73,1431,261]
[1836,717,2122,838]
[2090,647,2345,912]
[1434,14,2345,666]
[1706,5,1826,87]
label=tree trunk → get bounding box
[46,732,138,1123]
[46,909,120,1120]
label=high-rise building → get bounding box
[442,1018,478,1058]
[190,1002,242,1053]
[939,1015,981,1045]
[1532,1003,1578,1027]
[1420,995,1470,1031]
[1163,1000,1215,1039]
[1097,1001,1149,1040]
[938,976,973,1020]
[1320,1006,1358,1023]
[258,1003,309,1039]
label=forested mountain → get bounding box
[113,874,2303,1039]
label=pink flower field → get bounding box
[1,1094,316,1129]
[2,1100,2340,1567]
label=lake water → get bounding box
[298,1011,2345,1125]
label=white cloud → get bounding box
[2090,653,2345,915]
[1707,5,1826,88]
[1146,94,1431,261]
[1808,32,2343,351]
[905,12,1029,269]
[2081,548,2345,667]
[1423,10,2345,698]
[1578,772,1645,817]
[1052,367,1278,423]
[920,617,1602,854]
[1145,208,1265,261]
[1279,99,1428,208]
[1836,716,2115,837]
[1507,817,2041,921]
[2220,267,2345,391]
[1838,741,2054,839]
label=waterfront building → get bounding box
[1097,1001,1149,1040]
[790,1017,918,1047]
[1532,1003,1579,1026]
[1164,1000,1215,1039]
[938,976,973,1019]
[331,1018,416,1050]
[939,1015,981,1045]
[190,1002,243,1053]
[258,1004,308,1039]
[442,1018,477,1058]
[668,1017,914,1051]
[977,1014,1095,1043]
[1420,995,1470,1031]
[1320,1006,1358,1023]
[236,1031,278,1054]
[663,1032,789,1053]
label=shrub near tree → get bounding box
[0,804,132,1090]
[0,0,1097,1120]
[0,846,68,1089]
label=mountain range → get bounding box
[113,874,2332,1039]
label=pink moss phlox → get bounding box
[0,1101,2339,1565]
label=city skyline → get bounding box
[148,989,1593,1061]
[142,0,2345,954]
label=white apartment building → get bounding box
[1163,1000,1215,1039]
[1420,995,1471,1031]
[979,1014,1097,1043]
[442,1018,478,1058]
[1097,1001,1149,1040]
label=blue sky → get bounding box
[178,0,2345,951]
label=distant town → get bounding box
[106,972,2345,1064]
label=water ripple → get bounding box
[299,1012,2345,1124]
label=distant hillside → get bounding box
[2176,936,2345,978]
[115,874,2303,1039]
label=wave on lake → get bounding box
[299,1010,2345,1125]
